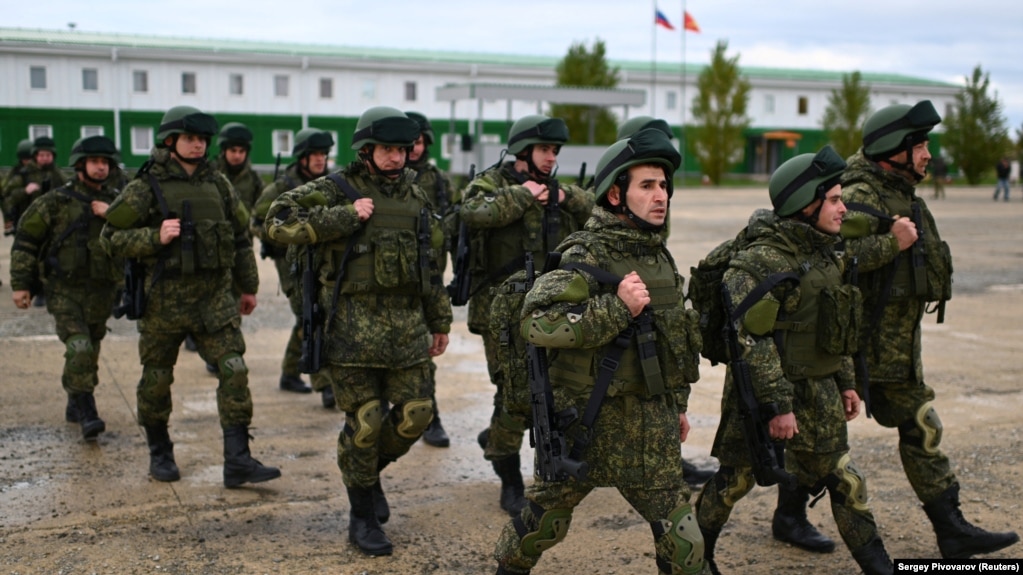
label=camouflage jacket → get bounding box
[252,164,313,248]
[264,160,452,369]
[2,161,68,218]
[217,156,262,214]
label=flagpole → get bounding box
[680,0,687,181]
[651,0,657,118]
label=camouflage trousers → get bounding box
[867,378,956,504]
[494,482,693,574]
[46,281,117,395]
[481,330,526,461]
[696,448,879,552]
[277,256,306,380]
[136,318,252,429]
[330,362,434,488]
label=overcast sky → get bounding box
[11,0,1023,133]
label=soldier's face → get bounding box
[807,185,846,235]
[409,135,426,162]
[174,133,208,160]
[531,144,559,176]
[614,164,669,227]
[35,150,54,166]
[224,146,248,167]
[911,141,932,177]
[371,144,407,178]
[302,151,328,176]
[84,157,110,181]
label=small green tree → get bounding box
[690,40,751,185]
[941,65,1010,184]
[550,39,620,145]
[821,71,872,159]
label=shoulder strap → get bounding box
[844,201,894,222]
[145,173,170,219]
[327,173,363,202]
[324,173,365,332]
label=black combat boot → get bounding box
[682,459,717,488]
[772,483,836,553]
[496,565,529,575]
[347,486,393,556]
[144,424,180,482]
[702,527,722,575]
[222,426,282,488]
[183,333,198,352]
[279,374,312,393]
[73,393,106,440]
[850,536,894,575]
[321,385,335,409]
[922,483,1020,558]
[65,394,81,423]
[422,416,450,448]
[373,458,392,524]
[493,454,527,517]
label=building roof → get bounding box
[1,27,957,88]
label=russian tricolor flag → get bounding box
[655,9,675,30]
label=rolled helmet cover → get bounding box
[404,111,434,146]
[506,115,568,156]
[616,116,674,141]
[218,122,254,152]
[769,145,847,219]
[156,105,218,144]
[351,106,419,177]
[292,127,334,159]
[862,100,941,181]
[593,128,682,231]
[69,135,119,183]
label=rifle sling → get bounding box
[324,174,366,332]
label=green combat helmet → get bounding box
[69,135,119,167]
[616,116,674,141]
[32,136,57,159]
[593,128,681,231]
[405,111,434,146]
[16,138,33,161]
[351,106,419,150]
[506,114,568,155]
[769,146,847,217]
[862,100,941,162]
[292,128,335,158]
[218,122,254,151]
[156,105,218,145]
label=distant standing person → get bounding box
[930,155,948,200]
[993,157,1010,201]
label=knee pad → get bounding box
[218,353,247,380]
[714,467,755,508]
[517,502,573,558]
[652,503,705,575]
[64,334,95,374]
[898,402,943,455]
[826,454,870,513]
[395,398,434,439]
[348,399,384,448]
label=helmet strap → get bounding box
[359,145,406,178]
[613,186,665,232]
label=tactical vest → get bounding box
[151,177,235,274]
[325,190,429,296]
[870,192,952,303]
[549,242,689,397]
[48,186,113,281]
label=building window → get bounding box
[320,77,333,99]
[229,73,244,96]
[274,75,290,97]
[30,66,47,89]
[182,72,197,95]
[404,81,417,102]
[272,130,294,157]
[665,90,677,111]
[328,131,339,159]
[80,126,104,138]
[362,79,376,100]
[797,96,808,116]
[133,70,148,93]
[764,94,775,114]
[131,126,153,154]
[29,125,53,140]
[82,68,98,91]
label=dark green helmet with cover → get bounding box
[506,115,568,155]
[69,135,119,167]
[292,127,334,158]
[218,122,254,151]
[769,145,847,217]
[31,136,57,158]
[351,106,419,150]
[156,105,218,144]
[593,128,681,202]
[16,138,34,160]
[616,116,674,141]
[862,100,941,160]
[404,111,434,146]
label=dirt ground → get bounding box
[1,185,1021,575]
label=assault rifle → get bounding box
[446,164,475,306]
[113,259,146,320]
[179,200,195,275]
[418,207,434,293]
[259,154,283,261]
[298,246,322,374]
[721,282,796,489]
[525,251,588,482]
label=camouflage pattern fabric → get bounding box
[217,156,262,213]
[839,150,956,503]
[2,162,68,226]
[408,157,457,274]
[10,177,121,395]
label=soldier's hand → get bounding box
[91,201,110,218]
[678,413,691,443]
[12,289,31,309]
[353,198,374,221]
[25,182,40,195]
[841,389,861,421]
[159,219,181,245]
[524,181,548,204]
[768,412,798,440]
[239,293,257,315]
[891,215,918,251]
[617,271,650,317]
[429,333,449,357]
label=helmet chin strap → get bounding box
[615,189,666,232]
[170,135,207,165]
[298,156,327,180]
[359,146,406,178]
[76,164,109,186]
[883,141,926,183]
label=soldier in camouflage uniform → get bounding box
[252,128,335,400]
[405,111,456,447]
[493,129,704,575]
[265,106,452,556]
[101,105,280,488]
[215,122,262,213]
[2,138,34,235]
[462,114,594,517]
[3,136,67,233]
[694,147,894,575]
[838,101,1018,559]
[9,135,122,441]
